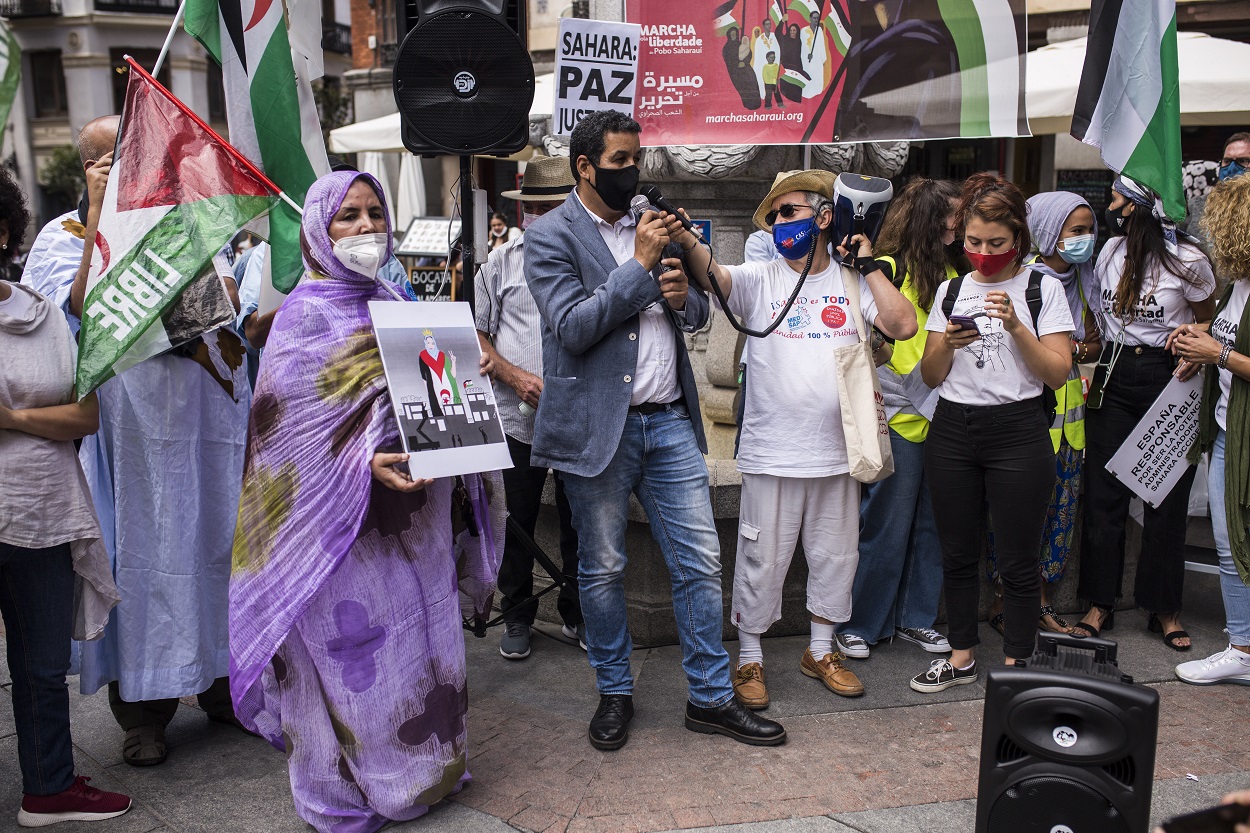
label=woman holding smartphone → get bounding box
[1075,175,1216,650]
[913,173,1074,692]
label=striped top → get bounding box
[475,233,542,443]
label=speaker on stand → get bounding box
[975,632,1160,833]
[390,0,535,311]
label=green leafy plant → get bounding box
[312,78,352,145]
[38,144,84,201]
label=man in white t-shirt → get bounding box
[683,170,918,708]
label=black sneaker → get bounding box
[909,658,977,693]
[499,622,531,660]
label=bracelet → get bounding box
[1218,344,1233,369]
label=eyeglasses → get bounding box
[765,203,812,226]
[1221,156,1250,168]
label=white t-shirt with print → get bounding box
[1212,280,1248,432]
[1094,239,1215,347]
[925,270,1074,407]
[724,258,878,477]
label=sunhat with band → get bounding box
[502,155,577,202]
[752,169,837,231]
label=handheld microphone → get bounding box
[629,193,652,221]
[640,185,703,239]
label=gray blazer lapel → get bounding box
[566,197,624,290]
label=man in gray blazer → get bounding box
[524,110,785,752]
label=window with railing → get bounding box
[376,0,399,66]
[322,22,352,54]
[95,0,178,14]
[0,0,60,18]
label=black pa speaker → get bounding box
[392,0,535,156]
[975,633,1159,833]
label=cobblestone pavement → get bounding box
[0,574,1244,833]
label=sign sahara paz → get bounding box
[554,17,641,135]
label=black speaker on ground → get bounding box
[975,632,1159,833]
[392,0,534,156]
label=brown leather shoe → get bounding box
[801,649,865,697]
[732,662,769,710]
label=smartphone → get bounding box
[949,315,980,332]
[1162,802,1250,833]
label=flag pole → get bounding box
[152,0,187,78]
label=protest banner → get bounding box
[1105,373,1203,508]
[370,301,513,479]
[76,57,280,397]
[554,17,642,135]
[625,0,1029,145]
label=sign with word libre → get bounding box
[1105,374,1203,508]
[554,17,641,136]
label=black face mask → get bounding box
[1104,204,1130,237]
[944,239,965,261]
[589,162,640,213]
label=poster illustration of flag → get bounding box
[76,57,280,396]
[627,0,1029,146]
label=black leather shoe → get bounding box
[685,698,786,746]
[588,694,633,751]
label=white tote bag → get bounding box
[834,268,894,484]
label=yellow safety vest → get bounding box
[1028,256,1088,452]
[882,257,958,444]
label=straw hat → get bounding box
[501,155,576,202]
[752,169,837,231]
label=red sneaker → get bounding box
[18,776,131,827]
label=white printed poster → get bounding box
[1105,374,1203,509]
[554,17,641,135]
[369,301,513,479]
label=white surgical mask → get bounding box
[491,227,506,238]
[521,213,541,230]
[332,232,389,279]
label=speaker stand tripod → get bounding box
[458,155,476,311]
[462,515,572,638]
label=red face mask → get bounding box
[964,246,1018,278]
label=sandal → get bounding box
[1071,605,1114,638]
[989,612,1006,636]
[1148,613,1192,652]
[123,725,167,767]
[1039,605,1073,634]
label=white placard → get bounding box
[395,217,462,258]
[1105,374,1203,509]
[369,301,513,480]
[554,17,641,136]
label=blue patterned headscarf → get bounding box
[1113,175,1179,255]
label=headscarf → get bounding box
[299,171,394,282]
[1026,190,1099,339]
[1113,175,1180,255]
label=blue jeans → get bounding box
[841,428,943,644]
[0,542,76,796]
[1209,431,1250,646]
[561,404,733,708]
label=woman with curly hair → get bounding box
[913,173,1074,693]
[1075,176,1216,649]
[837,176,965,660]
[1169,173,1250,685]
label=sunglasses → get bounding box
[765,203,812,226]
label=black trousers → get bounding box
[1078,347,1197,614]
[497,434,582,626]
[926,398,1056,659]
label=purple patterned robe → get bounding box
[229,173,501,833]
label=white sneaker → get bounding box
[895,627,951,653]
[836,633,870,659]
[561,623,588,651]
[1175,645,1250,686]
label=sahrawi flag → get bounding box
[1072,0,1185,220]
[76,57,280,396]
[185,0,329,293]
[0,18,20,128]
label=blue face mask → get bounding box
[772,216,819,260]
[1218,160,1248,182]
[1058,233,1095,264]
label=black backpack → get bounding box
[940,270,1058,419]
